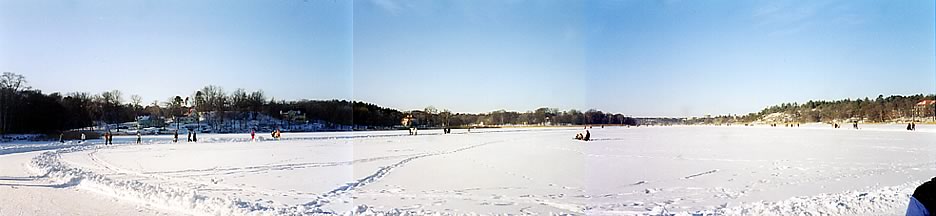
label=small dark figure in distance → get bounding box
[192,132,197,142]
[583,130,590,141]
[173,131,179,143]
[59,132,65,143]
[909,123,914,131]
[136,131,142,144]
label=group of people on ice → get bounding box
[170,131,198,143]
[271,128,282,140]
[829,122,860,129]
[59,131,115,145]
[574,129,591,141]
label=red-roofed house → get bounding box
[915,100,936,121]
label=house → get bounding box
[136,115,166,128]
[280,110,307,122]
[915,100,936,121]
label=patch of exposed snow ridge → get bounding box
[31,145,300,215]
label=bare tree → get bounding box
[131,95,143,108]
[0,72,29,136]
[199,85,227,131]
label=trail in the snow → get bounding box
[141,153,422,177]
[302,139,508,210]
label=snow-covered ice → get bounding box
[4,124,935,215]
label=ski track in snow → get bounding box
[303,139,506,210]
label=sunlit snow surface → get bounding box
[16,124,936,215]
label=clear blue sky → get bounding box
[0,0,353,104]
[583,0,935,117]
[2,0,933,117]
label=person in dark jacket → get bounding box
[583,130,590,141]
[907,177,936,216]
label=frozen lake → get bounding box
[19,124,936,215]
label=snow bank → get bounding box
[0,140,94,155]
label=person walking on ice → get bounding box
[136,131,142,144]
[173,131,179,143]
[80,133,86,143]
[251,129,256,141]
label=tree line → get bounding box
[0,72,638,134]
[690,94,935,125]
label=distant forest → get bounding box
[0,72,637,134]
[692,94,936,125]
